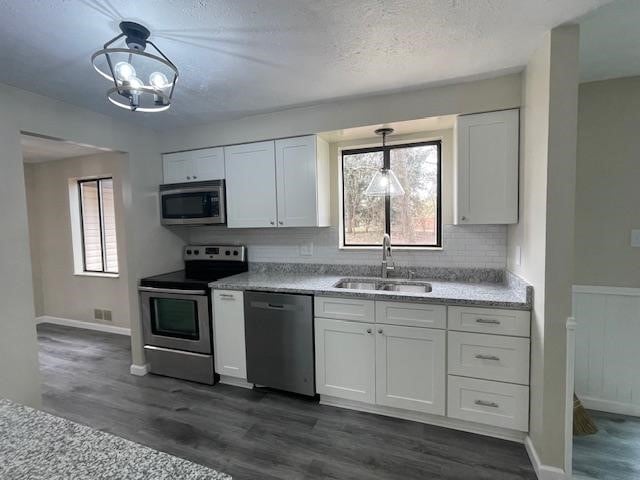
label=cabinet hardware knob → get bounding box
[475,354,500,361]
[474,400,499,408]
[461,216,467,221]
[278,221,283,225]
[186,176,191,180]
[377,328,383,334]
[476,318,500,325]
[366,328,372,334]
[193,175,197,179]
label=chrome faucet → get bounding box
[381,233,395,278]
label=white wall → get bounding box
[574,76,640,288]
[0,83,185,395]
[507,25,580,470]
[24,153,131,329]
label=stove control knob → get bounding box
[233,250,239,256]
[225,250,231,256]
[194,250,200,255]
[186,249,192,255]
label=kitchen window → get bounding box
[77,178,118,274]
[341,140,442,248]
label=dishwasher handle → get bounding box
[249,300,301,312]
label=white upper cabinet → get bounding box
[225,135,330,228]
[454,109,519,224]
[224,140,278,228]
[275,135,330,227]
[162,147,225,184]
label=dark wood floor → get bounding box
[573,409,640,480]
[37,323,536,480]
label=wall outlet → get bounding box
[94,309,103,320]
[631,230,640,248]
[299,241,314,256]
[103,309,112,322]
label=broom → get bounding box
[573,394,598,435]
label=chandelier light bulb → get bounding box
[149,71,169,89]
[114,61,136,81]
[127,76,144,92]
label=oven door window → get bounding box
[162,192,216,219]
[151,298,199,340]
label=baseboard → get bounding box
[36,315,131,336]
[320,395,526,444]
[219,375,253,389]
[130,363,149,376]
[525,436,567,480]
[579,395,640,417]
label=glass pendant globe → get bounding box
[114,61,136,81]
[365,169,405,197]
[149,71,169,89]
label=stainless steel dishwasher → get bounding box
[244,291,315,396]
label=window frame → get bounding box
[340,139,442,248]
[77,176,118,274]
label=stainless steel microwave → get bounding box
[160,180,226,225]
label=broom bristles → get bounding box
[573,394,598,436]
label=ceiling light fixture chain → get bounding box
[91,21,179,113]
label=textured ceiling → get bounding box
[579,0,640,83]
[0,0,610,131]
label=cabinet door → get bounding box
[224,141,277,228]
[163,152,194,184]
[212,290,246,379]
[314,318,375,403]
[455,109,519,224]
[192,147,225,181]
[375,324,446,414]
[275,135,318,227]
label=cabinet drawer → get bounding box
[448,332,530,385]
[314,297,374,323]
[447,376,529,431]
[448,306,530,337]
[375,301,446,329]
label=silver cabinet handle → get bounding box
[366,328,372,334]
[377,328,383,334]
[476,318,500,325]
[218,293,235,300]
[475,354,500,361]
[475,400,499,408]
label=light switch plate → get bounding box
[631,229,640,248]
[299,241,314,256]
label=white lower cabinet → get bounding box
[375,324,446,414]
[447,376,529,431]
[314,317,376,403]
[212,290,247,379]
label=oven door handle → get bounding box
[138,286,207,296]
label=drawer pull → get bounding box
[218,293,235,299]
[474,400,499,408]
[475,354,500,361]
[476,318,501,325]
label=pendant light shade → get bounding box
[365,127,405,197]
[365,168,405,196]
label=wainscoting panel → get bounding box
[573,286,640,416]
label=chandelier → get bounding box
[91,21,178,113]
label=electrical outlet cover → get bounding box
[299,242,314,256]
[631,229,640,248]
[103,310,112,322]
[94,309,103,320]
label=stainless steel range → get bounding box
[138,245,247,384]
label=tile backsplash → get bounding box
[188,224,507,269]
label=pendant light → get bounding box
[365,128,405,197]
[91,21,179,112]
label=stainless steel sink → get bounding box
[333,278,432,294]
[334,281,378,290]
[379,283,432,293]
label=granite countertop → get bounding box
[210,268,532,310]
[0,399,231,480]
